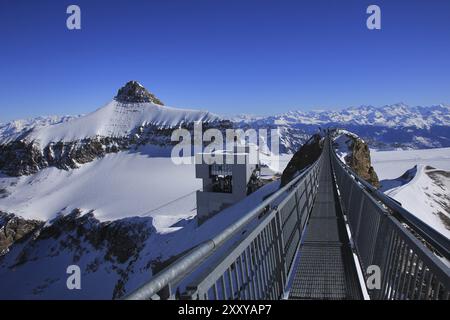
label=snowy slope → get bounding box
[0,176,282,299]
[371,147,450,180]
[0,115,80,144]
[384,165,450,238]
[370,147,450,238]
[0,144,290,225]
[0,145,201,226]
[25,101,218,147]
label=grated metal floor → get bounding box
[288,144,363,300]
[289,244,346,299]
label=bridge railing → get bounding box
[126,150,323,300]
[331,143,450,300]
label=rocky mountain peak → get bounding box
[333,130,380,188]
[345,138,380,188]
[280,134,324,187]
[114,81,164,105]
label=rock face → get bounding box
[344,137,380,188]
[280,134,323,187]
[115,81,164,105]
[0,137,123,176]
[0,79,232,177]
[35,210,151,265]
[0,210,156,299]
[0,212,43,255]
[0,119,231,177]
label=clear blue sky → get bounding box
[1,0,450,122]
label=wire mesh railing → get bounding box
[126,151,323,300]
[331,144,450,300]
[126,134,449,300]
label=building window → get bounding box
[211,175,233,193]
[210,164,233,176]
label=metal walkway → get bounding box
[126,135,450,301]
[288,142,362,299]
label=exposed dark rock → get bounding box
[246,169,264,195]
[0,212,43,255]
[0,119,232,177]
[115,81,164,105]
[344,138,380,188]
[2,210,156,299]
[436,212,450,230]
[35,209,152,264]
[0,140,46,176]
[280,134,323,187]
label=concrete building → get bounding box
[195,145,260,223]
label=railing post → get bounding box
[272,210,286,297]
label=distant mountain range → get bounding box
[3,102,449,143]
[232,103,450,129]
[1,81,449,177]
[231,103,450,150]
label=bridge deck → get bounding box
[288,144,363,300]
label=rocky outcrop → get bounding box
[115,81,164,105]
[1,210,156,299]
[0,137,122,176]
[0,212,43,255]
[280,134,323,187]
[0,120,232,176]
[343,137,380,188]
[29,209,153,265]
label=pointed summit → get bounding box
[114,81,164,105]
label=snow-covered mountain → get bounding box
[1,83,449,177]
[25,97,219,148]
[0,82,283,299]
[232,103,450,150]
[0,115,81,144]
[2,81,219,147]
[0,81,226,176]
[232,103,450,129]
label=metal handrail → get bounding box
[125,154,322,300]
[126,134,448,300]
[330,140,450,299]
[330,144,450,260]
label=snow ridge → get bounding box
[384,165,450,238]
[20,101,218,147]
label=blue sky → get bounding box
[1,0,450,122]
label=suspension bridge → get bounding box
[126,136,450,300]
